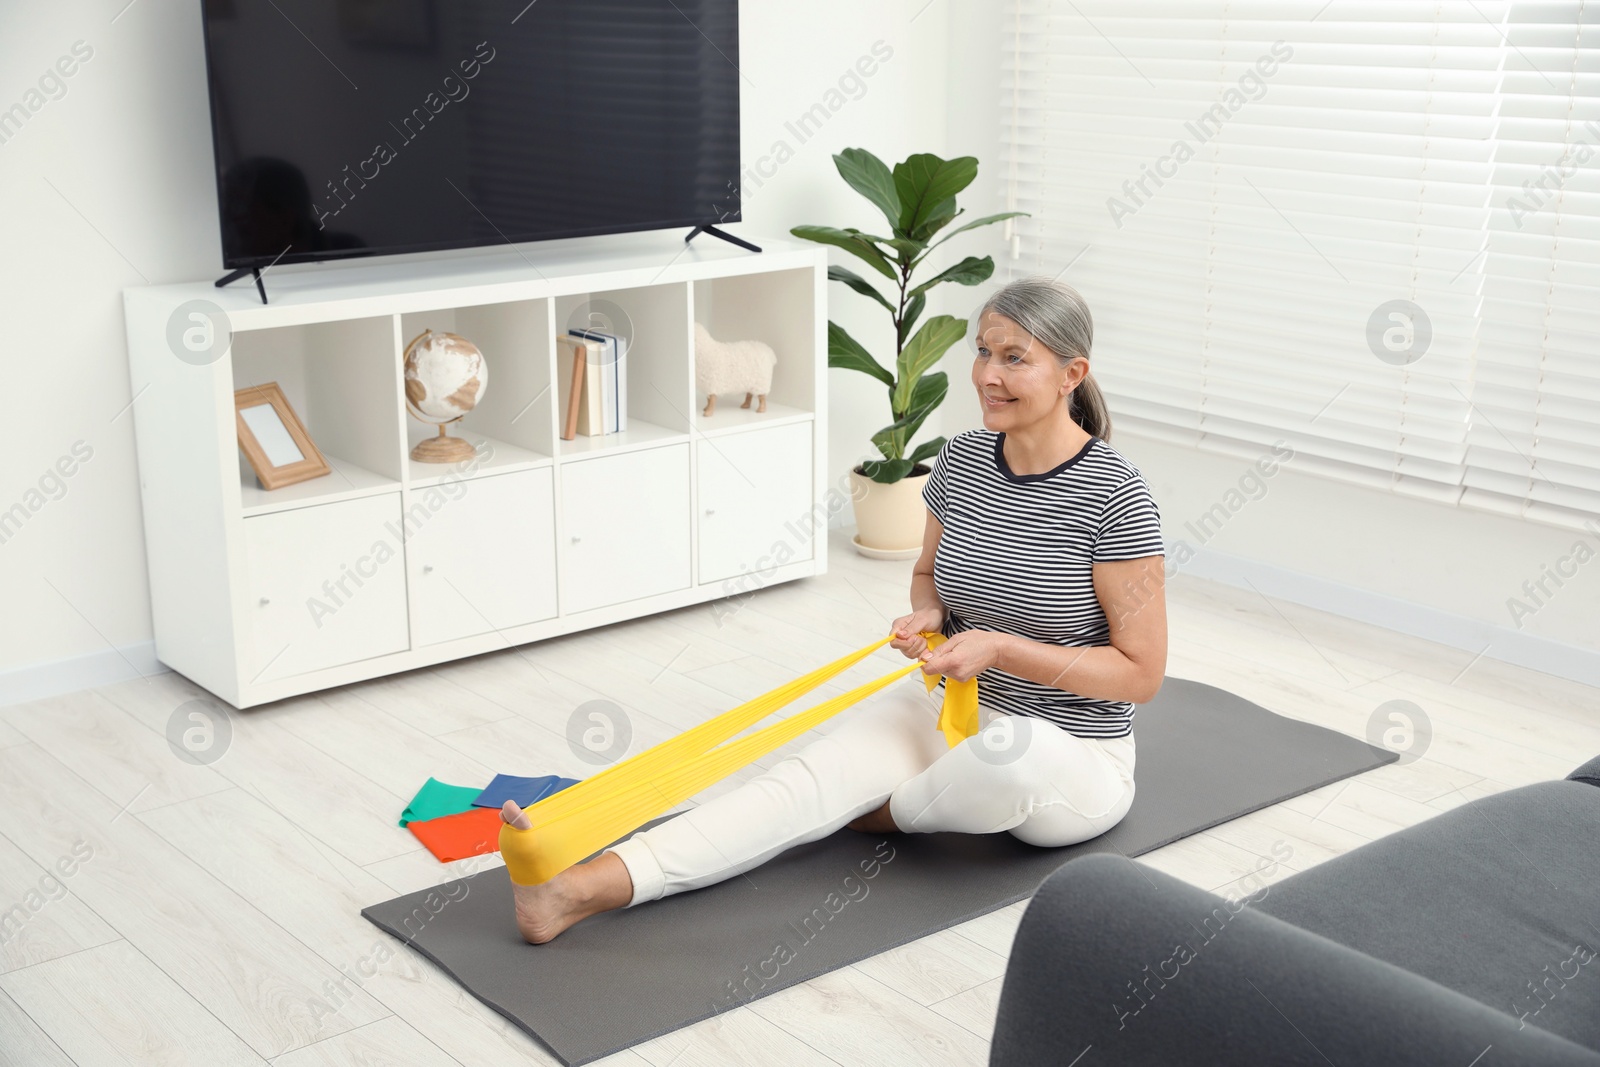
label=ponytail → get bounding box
[1070,371,1112,443]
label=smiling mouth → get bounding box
[984,394,1015,405]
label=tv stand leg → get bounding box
[215,266,269,305]
[685,224,762,254]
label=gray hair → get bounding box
[978,276,1111,441]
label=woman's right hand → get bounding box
[890,607,948,660]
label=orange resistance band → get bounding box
[498,629,978,886]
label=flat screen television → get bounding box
[199,0,741,272]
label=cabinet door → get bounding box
[561,445,690,614]
[408,468,558,647]
[243,495,410,684]
[698,422,814,585]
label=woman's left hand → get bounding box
[919,629,1008,683]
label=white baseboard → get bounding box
[0,641,168,710]
[1176,541,1600,689]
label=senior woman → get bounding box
[499,275,1169,944]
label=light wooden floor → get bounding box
[2,525,1596,1066]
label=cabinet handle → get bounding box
[571,536,582,544]
[259,597,270,607]
[422,564,434,574]
[705,508,715,516]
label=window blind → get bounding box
[1001,0,1599,530]
[1465,1,1600,528]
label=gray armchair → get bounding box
[991,757,1600,1066]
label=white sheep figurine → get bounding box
[695,321,776,416]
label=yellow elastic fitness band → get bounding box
[499,628,978,886]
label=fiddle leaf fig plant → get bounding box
[792,148,1026,483]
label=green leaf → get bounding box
[893,315,968,415]
[869,425,916,466]
[907,255,994,302]
[903,371,949,430]
[861,457,916,483]
[828,265,895,315]
[909,436,947,466]
[834,148,902,232]
[790,224,896,281]
[867,434,908,471]
[892,154,978,235]
[868,426,896,461]
[910,198,960,241]
[827,322,894,388]
[898,292,926,347]
[910,369,948,406]
[928,210,1029,251]
[871,373,947,469]
[842,228,924,263]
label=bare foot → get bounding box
[499,800,632,944]
[847,798,900,834]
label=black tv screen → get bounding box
[199,0,741,270]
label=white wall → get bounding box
[0,0,965,690]
[0,0,217,686]
[726,3,959,546]
[1114,431,1600,676]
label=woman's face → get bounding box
[971,310,1086,429]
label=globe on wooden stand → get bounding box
[403,328,489,463]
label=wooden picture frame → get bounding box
[235,382,331,490]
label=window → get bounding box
[1001,0,1599,530]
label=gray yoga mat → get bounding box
[363,676,1396,1066]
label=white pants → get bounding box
[607,674,1137,907]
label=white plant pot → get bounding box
[848,466,931,560]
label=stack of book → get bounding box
[557,328,628,439]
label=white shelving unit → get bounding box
[123,231,829,708]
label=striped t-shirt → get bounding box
[921,429,1165,738]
